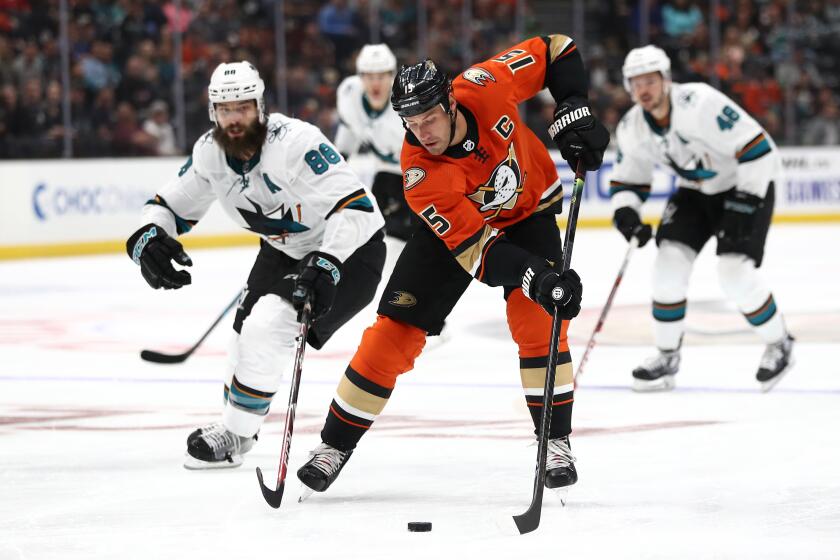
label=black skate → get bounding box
[632,349,680,392]
[297,442,353,498]
[184,422,257,470]
[756,334,795,392]
[545,436,578,489]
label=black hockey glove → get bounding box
[717,190,764,254]
[613,207,653,247]
[549,96,610,171]
[126,223,192,290]
[521,260,583,320]
[292,251,342,322]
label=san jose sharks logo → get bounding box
[467,143,525,219]
[236,196,310,241]
[665,153,717,182]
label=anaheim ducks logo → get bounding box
[462,67,496,87]
[467,143,525,219]
[403,167,425,191]
[389,291,417,307]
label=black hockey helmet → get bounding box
[391,60,452,118]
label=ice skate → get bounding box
[545,436,577,505]
[297,442,353,495]
[632,349,680,392]
[183,422,257,470]
[757,334,794,392]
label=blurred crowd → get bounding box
[1,0,839,159]
[578,0,840,147]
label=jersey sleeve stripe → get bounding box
[609,181,651,202]
[453,225,496,274]
[146,195,197,234]
[545,34,575,62]
[474,229,505,281]
[736,132,772,163]
[326,188,372,218]
[452,227,486,257]
[535,180,564,212]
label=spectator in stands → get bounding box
[142,100,179,156]
[661,0,703,38]
[112,101,155,156]
[80,40,120,93]
[116,55,158,111]
[317,0,361,67]
[0,84,24,157]
[802,92,840,146]
[42,80,66,147]
[12,40,45,87]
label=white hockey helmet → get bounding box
[622,45,671,92]
[356,44,397,74]
[208,61,266,124]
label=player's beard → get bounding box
[214,119,268,159]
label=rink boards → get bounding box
[1,148,839,259]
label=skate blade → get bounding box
[759,358,795,393]
[632,375,676,393]
[298,485,315,503]
[183,453,244,470]
[549,486,570,506]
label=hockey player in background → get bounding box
[296,35,609,497]
[125,61,386,469]
[611,45,794,392]
[334,44,414,240]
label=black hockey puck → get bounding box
[407,521,432,532]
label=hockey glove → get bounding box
[549,97,610,171]
[522,260,583,320]
[292,252,342,321]
[613,207,653,247]
[717,190,764,254]
[126,224,192,290]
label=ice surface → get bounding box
[1,225,839,559]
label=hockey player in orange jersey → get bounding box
[297,35,609,497]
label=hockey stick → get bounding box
[573,237,638,385]
[513,162,586,535]
[256,299,312,508]
[139,291,241,364]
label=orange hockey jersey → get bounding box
[400,35,580,282]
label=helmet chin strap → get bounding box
[442,101,457,146]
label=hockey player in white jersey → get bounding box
[126,61,386,468]
[334,44,413,240]
[611,45,794,392]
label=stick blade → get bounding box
[255,466,285,509]
[139,349,189,364]
[512,505,541,535]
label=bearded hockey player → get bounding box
[334,44,413,239]
[611,45,794,392]
[296,35,609,498]
[126,61,386,468]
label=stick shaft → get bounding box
[514,162,586,534]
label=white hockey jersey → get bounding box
[610,82,782,213]
[141,113,385,262]
[333,75,404,175]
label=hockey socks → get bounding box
[520,352,575,438]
